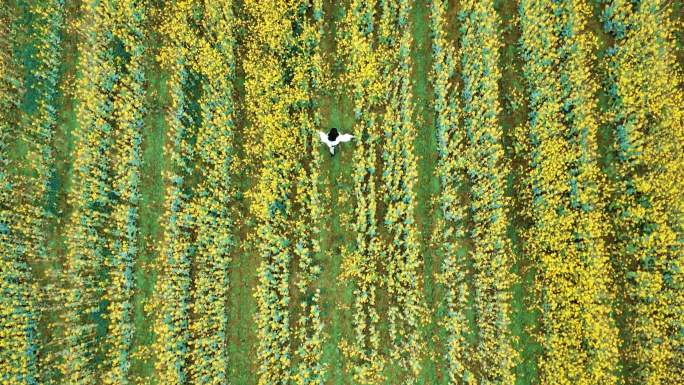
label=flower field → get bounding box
[0,0,682,384]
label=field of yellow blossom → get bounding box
[1,1,682,385]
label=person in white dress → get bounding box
[318,127,354,156]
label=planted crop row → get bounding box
[152,1,238,384]
[430,1,518,382]
[377,0,426,382]
[555,1,620,383]
[518,0,619,383]
[22,3,65,381]
[22,0,64,268]
[338,0,386,383]
[186,2,236,384]
[60,1,148,384]
[0,141,39,385]
[458,1,517,383]
[602,0,684,383]
[339,1,429,382]
[244,1,328,383]
[103,1,146,384]
[1,1,65,383]
[0,6,41,383]
[429,1,471,383]
[61,1,123,382]
[243,2,294,378]
[287,1,327,384]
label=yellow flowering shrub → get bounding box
[61,1,122,383]
[603,1,684,383]
[0,6,41,384]
[377,1,427,383]
[288,2,328,384]
[1,0,680,383]
[152,2,238,385]
[185,3,236,385]
[103,1,146,384]
[459,1,518,383]
[519,1,620,384]
[1,1,67,383]
[243,1,328,384]
[339,1,429,383]
[429,1,472,383]
[337,1,386,383]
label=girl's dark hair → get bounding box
[328,127,339,141]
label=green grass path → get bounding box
[226,19,259,381]
[319,2,355,384]
[131,37,169,381]
[43,2,79,381]
[494,0,541,384]
[409,1,444,384]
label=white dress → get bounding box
[319,131,354,155]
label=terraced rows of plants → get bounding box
[0,1,682,384]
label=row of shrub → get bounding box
[243,1,328,383]
[602,0,684,383]
[338,0,387,383]
[152,1,237,384]
[518,0,620,383]
[377,1,426,382]
[0,4,41,384]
